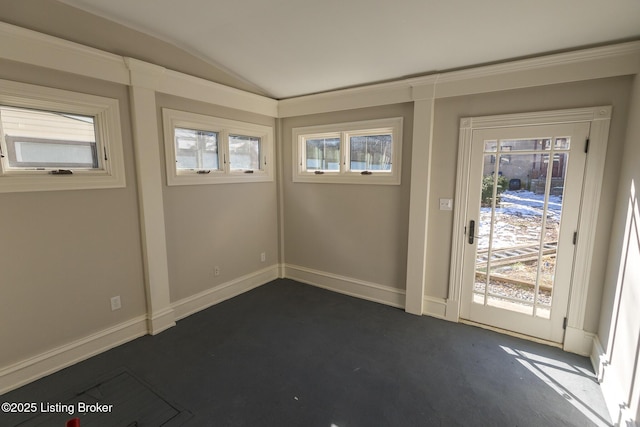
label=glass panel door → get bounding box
[474,139,569,318]
[461,123,590,342]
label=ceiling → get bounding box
[57,0,640,99]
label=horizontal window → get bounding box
[162,109,273,185]
[0,79,126,193]
[292,117,403,185]
[305,136,340,172]
[229,134,261,171]
[175,127,220,171]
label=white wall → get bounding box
[595,74,640,426]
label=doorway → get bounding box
[448,107,613,349]
[459,122,589,343]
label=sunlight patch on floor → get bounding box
[500,345,612,427]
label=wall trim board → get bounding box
[0,266,279,395]
[591,335,606,378]
[277,79,418,117]
[284,264,406,309]
[146,307,177,336]
[127,81,176,337]
[433,41,640,98]
[0,21,129,85]
[125,57,278,117]
[171,266,279,321]
[462,105,612,129]
[0,22,278,117]
[593,336,640,426]
[563,326,595,356]
[423,296,448,319]
[2,21,638,119]
[444,298,461,323]
[404,98,435,314]
[160,68,279,117]
[276,118,286,278]
[0,315,148,395]
[566,111,613,331]
[439,41,640,82]
[278,41,640,117]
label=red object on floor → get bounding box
[66,418,80,427]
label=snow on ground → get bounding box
[489,190,562,218]
[474,190,562,305]
[478,190,562,249]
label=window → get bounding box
[292,117,403,184]
[162,109,274,185]
[174,127,219,171]
[0,79,125,193]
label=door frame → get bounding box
[447,106,612,355]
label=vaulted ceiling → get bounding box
[16,1,640,98]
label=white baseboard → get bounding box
[284,264,405,309]
[147,306,176,335]
[563,326,595,356]
[172,265,279,320]
[592,334,640,426]
[0,266,279,395]
[591,334,606,379]
[423,296,447,319]
[0,315,148,395]
[444,298,461,323]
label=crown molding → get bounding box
[1,21,278,117]
[434,41,640,98]
[2,21,639,119]
[279,41,640,117]
[124,57,167,90]
[440,41,640,83]
[160,68,278,117]
[277,79,416,117]
[0,21,129,85]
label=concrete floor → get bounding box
[1,279,612,426]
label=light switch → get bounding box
[439,198,453,211]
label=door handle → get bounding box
[468,220,475,244]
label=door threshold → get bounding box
[459,319,563,349]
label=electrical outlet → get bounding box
[214,266,220,276]
[110,296,121,311]
[261,252,266,262]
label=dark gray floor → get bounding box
[2,279,611,426]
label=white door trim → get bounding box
[447,106,612,353]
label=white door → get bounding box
[460,122,590,343]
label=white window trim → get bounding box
[0,79,126,193]
[162,108,274,186]
[292,117,403,185]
